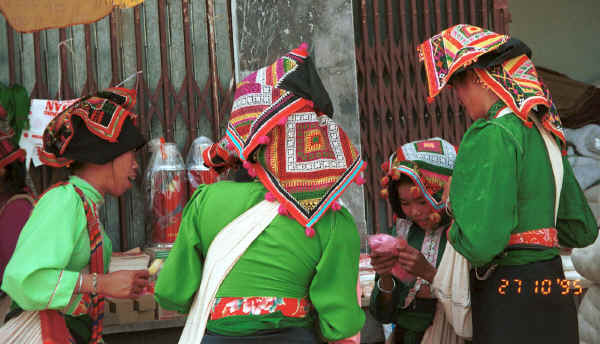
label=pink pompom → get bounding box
[355,176,366,185]
[226,143,235,151]
[248,167,257,177]
[299,42,309,50]
[242,160,252,169]
[265,192,276,202]
[257,135,271,145]
[331,201,342,211]
[305,227,315,238]
[278,204,289,215]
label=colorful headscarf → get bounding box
[39,87,146,167]
[204,43,366,236]
[0,84,29,169]
[380,138,456,216]
[417,24,566,147]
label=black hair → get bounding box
[387,174,414,218]
[231,165,256,183]
[448,70,469,87]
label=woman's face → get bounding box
[397,182,437,231]
[452,72,489,121]
[106,150,139,197]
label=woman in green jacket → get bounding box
[417,24,598,343]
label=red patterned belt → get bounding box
[210,296,311,320]
[507,228,559,248]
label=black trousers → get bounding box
[202,327,320,343]
[470,256,579,344]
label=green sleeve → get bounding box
[449,121,519,267]
[1,186,84,310]
[154,186,206,314]
[308,208,365,341]
[556,156,599,247]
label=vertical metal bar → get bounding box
[7,25,16,85]
[157,0,173,141]
[109,12,122,86]
[434,0,442,31]
[446,0,454,27]
[182,0,197,148]
[58,29,73,99]
[134,6,147,137]
[226,0,236,90]
[469,0,476,24]
[32,33,47,98]
[482,0,489,28]
[205,0,221,140]
[83,25,97,95]
[423,0,431,39]
[458,0,465,23]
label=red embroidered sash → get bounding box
[210,297,311,320]
[507,227,559,248]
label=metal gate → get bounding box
[354,0,511,233]
[0,0,235,250]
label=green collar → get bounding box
[69,175,104,207]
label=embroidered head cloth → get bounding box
[380,138,456,213]
[0,83,29,169]
[417,24,566,146]
[39,87,146,167]
[204,43,366,235]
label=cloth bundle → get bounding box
[367,233,415,284]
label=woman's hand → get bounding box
[369,253,398,277]
[79,270,149,299]
[396,245,436,283]
[442,176,452,204]
[96,270,150,299]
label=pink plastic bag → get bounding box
[368,233,416,284]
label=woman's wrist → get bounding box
[424,267,436,283]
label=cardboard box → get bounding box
[137,309,156,322]
[103,302,120,326]
[134,294,156,312]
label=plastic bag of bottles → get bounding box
[186,136,219,196]
[145,139,187,247]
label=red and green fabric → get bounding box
[448,101,598,267]
[417,24,566,148]
[39,87,145,167]
[203,44,366,235]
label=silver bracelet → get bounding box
[377,277,396,294]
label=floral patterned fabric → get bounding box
[210,297,311,320]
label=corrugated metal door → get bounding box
[0,0,235,250]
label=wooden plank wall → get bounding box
[0,0,234,251]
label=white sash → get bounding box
[178,200,279,344]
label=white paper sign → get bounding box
[19,98,78,167]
